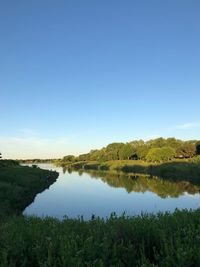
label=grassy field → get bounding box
[0,160,58,218]
[0,209,200,267]
[60,160,200,184]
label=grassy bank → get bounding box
[60,160,200,184]
[0,160,59,218]
[0,209,200,267]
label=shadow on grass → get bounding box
[121,162,200,185]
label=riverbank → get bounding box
[57,159,200,184]
[0,160,59,218]
[1,209,200,267]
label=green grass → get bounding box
[62,160,200,184]
[0,209,200,267]
[0,161,58,218]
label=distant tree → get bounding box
[89,150,103,161]
[196,141,200,155]
[63,155,75,162]
[161,147,176,161]
[119,144,136,160]
[129,140,145,148]
[135,145,149,160]
[146,138,166,148]
[77,153,90,161]
[105,143,125,160]
[146,147,175,162]
[0,152,1,159]
[146,148,162,162]
[165,138,183,149]
[176,144,196,158]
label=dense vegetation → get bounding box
[0,160,58,218]
[54,138,200,183]
[59,159,200,183]
[56,138,200,164]
[0,209,200,267]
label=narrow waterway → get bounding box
[23,164,200,220]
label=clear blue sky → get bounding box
[0,0,200,159]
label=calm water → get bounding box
[23,164,200,220]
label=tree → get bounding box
[77,153,90,161]
[89,150,104,161]
[196,141,200,155]
[0,152,1,159]
[176,144,196,158]
[165,138,183,149]
[119,144,136,160]
[146,138,166,148]
[146,148,163,162]
[63,155,75,162]
[135,145,149,160]
[161,147,176,161]
[105,143,125,160]
[146,147,175,162]
[129,140,145,148]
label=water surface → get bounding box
[23,164,200,220]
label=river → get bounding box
[23,163,200,220]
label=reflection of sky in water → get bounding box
[23,164,200,220]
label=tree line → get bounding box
[60,138,200,163]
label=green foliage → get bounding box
[0,160,19,167]
[190,155,200,163]
[63,159,200,183]
[119,143,136,160]
[146,147,175,162]
[129,139,145,148]
[58,138,200,165]
[0,161,58,218]
[176,144,196,158]
[1,210,200,267]
[146,137,167,148]
[161,146,176,160]
[136,145,149,160]
[196,141,200,155]
[62,155,76,162]
[104,143,125,160]
[164,138,183,149]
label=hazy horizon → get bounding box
[1,1,200,159]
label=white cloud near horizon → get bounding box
[0,136,86,159]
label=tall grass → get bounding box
[0,209,200,267]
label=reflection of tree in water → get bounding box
[79,170,200,198]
